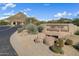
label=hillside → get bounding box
[6,12,28,22]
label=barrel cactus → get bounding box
[37,25,43,32]
[65,39,73,45]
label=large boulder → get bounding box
[43,36,56,46]
[34,33,46,43]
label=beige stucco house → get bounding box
[42,23,78,38]
[9,18,26,25]
[6,12,27,26]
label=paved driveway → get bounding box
[0,26,18,56]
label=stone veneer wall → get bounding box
[42,23,78,38]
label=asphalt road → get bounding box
[0,26,18,56]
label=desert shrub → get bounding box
[58,39,64,47]
[72,18,79,26]
[54,39,64,47]
[49,46,64,54]
[74,30,79,35]
[37,26,43,32]
[17,28,24,33]
[26,23,38,34]
[65,39,73,45]
[54,40,59,47]
[0,20,8,25]
[73,43,79,51]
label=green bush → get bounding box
[49,46,64,54]
[58,39,64,47]
[65,39,73,45]
[73,43,79,51]
[54,39,64,47]
[37,26,43,32]
[0,20,8,25]
[72,18,79,26]
[74,30,79,35]
[54,40,59,47]
[17,28,24,33]
[26,23,38,34]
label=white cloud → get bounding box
[3,10,15,16]
[68,13,72,16]
[74,11,79,16]
[77,11,79,14]
[0,10,16,20]
[20,8,32,16]
[20,10,29,16]
[54,11,72,18]
[23,8,32,12]
[43,3,51,6]
[0,16,9,20]
[2,3,16,10]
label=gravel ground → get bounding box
[10,31,56,56]
[10,31,79,56]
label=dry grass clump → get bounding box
[65,39,73,45]
[74,30,79,35]
[73,43,79,51]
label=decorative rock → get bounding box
[34,33,46,43]
[43,36,56,46]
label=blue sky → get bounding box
[0,3,79,21]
